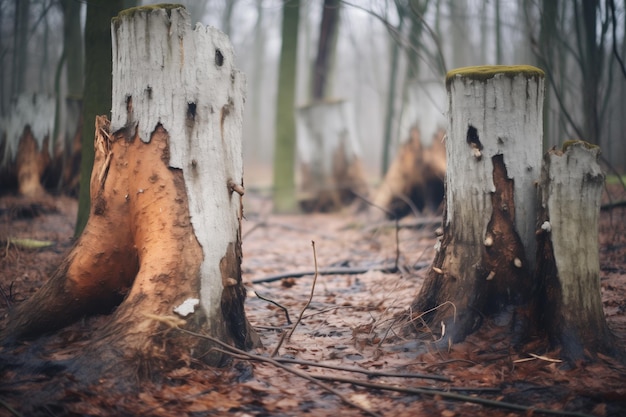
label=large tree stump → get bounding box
[296,99,369,212]
[1,5,258,379]
[403,66,617,362]
[406,66,545,344]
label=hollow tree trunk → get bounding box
[1,5,258,380]
[0,94,55,197]
[296,99,369,212]
[536,141,616,360]
[406,66,545,345]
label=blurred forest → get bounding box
[0,0,625,195]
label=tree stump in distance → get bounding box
[1,5,258,379]
[536,141,616,360]
[373,126,445,218]
[296,99,369,212]
[0,94,55,197]
[406,66,545,345]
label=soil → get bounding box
[0,185,625,417]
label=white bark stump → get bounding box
[407,66,545,344]
[1,5,258,378]
[0,94,55,196]
[110,5,247,339]
[296,99,369,212]
[536,141,616,360]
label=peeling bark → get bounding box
[536,141,616,360]
[405,66,544,344]
[1,5,258,381]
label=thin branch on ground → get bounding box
[286,241,319,342]
[272,357,451,382]
[312,375,594,417]
[0,284,11,310]
[254,291,292,324]
[251,263,431,284]
[171,328,381,417]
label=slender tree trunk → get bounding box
[2,5,258,382]
[76,0,128,235]
[272,0,301,213]
[311,0,340,100]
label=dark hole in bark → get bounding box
[187,102,196,121]
[215,49,224,67]
[125,95,132,115]
[145,86,152,99]
[466,125,483,150]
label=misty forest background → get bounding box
[1,0,625,200]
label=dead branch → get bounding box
[249,262,430,285]
[173,329,381,417]
[254,291,292,324]
[601,200,626,211]
[272,357,451,382]
[312,375,594,417]
[286,241,319,342]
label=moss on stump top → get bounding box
[446,65,545,88]
[113,4,185,27]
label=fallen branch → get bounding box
[312,375,594,417]
[601,200,626,211]
[250,262,430,285]
[172,327,382,417]
[254,291,292,324]
[272,357,451,382]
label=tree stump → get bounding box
[406,66,545,344]
[296,99,369,212]
[1,5,258,379]
[373,126,445,218]
[0,94,55,197]
[403,66,617,362]
[536,141,616,360]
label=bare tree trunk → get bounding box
[2,5,258,382]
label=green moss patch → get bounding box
[446,65,544,88]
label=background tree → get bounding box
[272,0,301,213]
[76,0,128,235]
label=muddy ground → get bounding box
[0,185,625,417]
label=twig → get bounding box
[0,284,11,310]
[286,241,319,342]
[250,262,431,285]
[0,398,22,417]
[173,329,381,417]
[272,357,451,382]
[254,291,292,324]
[313,375,594,417]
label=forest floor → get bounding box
[0,185,625,417]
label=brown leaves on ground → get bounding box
[1,186,626,416]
